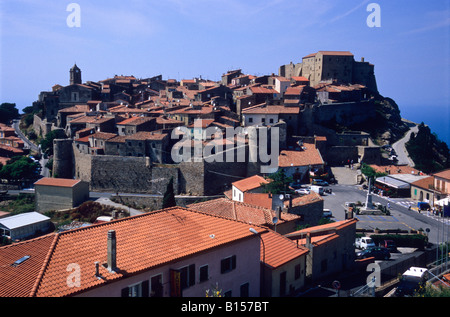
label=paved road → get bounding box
[323,183,449,245]
[11,119,49,177]
[12,119,39,152]
[392,122,418,166]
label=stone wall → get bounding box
[314,100,376,127]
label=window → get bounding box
[128,283,142,297]
[121,280,149,297]
[240,283,249,297]
[280,271,287,296]
[269,118,274,124]
[221,255,237,274]
[199,265,209,283]
[249,117,253,123]
[180,264,195,290]
[295,264,301,280]
[150,274,163,297]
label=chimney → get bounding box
[107,230,117,272]
[306,232,312,250]
[95,261,100,278]
[277,206,282,221]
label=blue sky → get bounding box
[1,0,449,139]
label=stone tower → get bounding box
[70,64,82,85]
[53,138,74,179]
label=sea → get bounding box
[399,104,450,147]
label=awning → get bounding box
[375,176,410,189]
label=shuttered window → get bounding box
[220,255,236,274]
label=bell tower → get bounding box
[70,64,82,85]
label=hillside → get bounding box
[405,122,450,174]
[334,95,410,146]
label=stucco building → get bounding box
[34,178,90,212]
[0,207,264,297]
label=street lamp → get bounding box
[250,228,265,297]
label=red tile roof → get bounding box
[34,177,82,188]
[278,143,324,167]
[285,219,358,241]
[0,207,267,297]
[303,51,354,59]
[433,168,450,180]
[260,230,308,269]
[187,198,300,226]
[285,192,323,208]
[232,175,269,192]
[242,104,300,115]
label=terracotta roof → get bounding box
[284,86,306,95]
[187,198,300,227]
[34,177,82,188]
[260,230,309,269]
[232,175,269,192]
[285,219,358,241]
[125,131,167,141]
[249,86,278,94]
[303,51,354,59]
[295,233,340,247]
[410,176,436,190]
[278,143,324,167]
[242,104,300,115]
[433,168,450,180]
[0,234,57,297]
[89,132,117,140]
[285,192,323,208]
[291,76,309,82]
[370,164,422,175]
[58,105,90,113]
[0,207,267,297]
[243,193,273,209]
[117,116,154,126]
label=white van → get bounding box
[310,185,324,195]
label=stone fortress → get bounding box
[32,51,384,196]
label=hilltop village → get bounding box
[31,51,384,196]
[1,51,449,299]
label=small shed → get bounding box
[0,212,52,241]
[34,178,90,212]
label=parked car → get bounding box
[322,209,333,218]
[380,240,397,252]
[312,179,329,186]
[356,247,391,260]
[290,183,303,190]
[355,237,376,250]
[296,188,310,195]
[395,267,429,297]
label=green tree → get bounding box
[361,163,387,182]
[0,156,41,181]
[262,169,293,195]
[0,103,19,124]
[39,129,66,156]
[162,177,176,209]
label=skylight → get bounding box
[12,255,30,267]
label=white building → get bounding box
[0,212,52,241]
